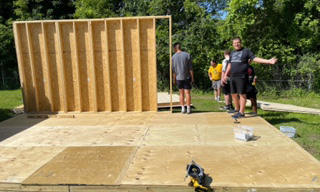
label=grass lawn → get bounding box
[0,89,23,122]
[0,89,319,160]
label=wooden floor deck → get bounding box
[0,112,319,191]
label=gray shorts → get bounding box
[212,80,221,90]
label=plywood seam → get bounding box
[115,125,152,184]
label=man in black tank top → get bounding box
[223,37,277,118]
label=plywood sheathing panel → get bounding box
[14,16,164,113]
[29,23,51,112]
[123,20,140,111]
[141,125,295,147]
[122,146,320,188]
[22,146,137,185]
[1,125,148,147]
[44,23,63,112]
[92,21,109,111]
[0,147,65,183]
[41,23,54,112]
[108,20,124,111]
[13,24,28,112]
[151,112,271,126]
[60,22,79,112]
[140,19,157,111]
[76,22,93,112]
[157,92,180,107]
[1,112,320,189]
[18,23,36,112]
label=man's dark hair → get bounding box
[232,37,241,42]
[173,42,181,50]
[224,50,231,55]
[211,60,217,63]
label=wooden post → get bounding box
[169,16,173,112]
[137,19,143,112]
[73,22,82,112]
[25,23,40,112]
[55,22,68,113]
[120,19,127,112]
[153,18,158,112]
[104,20,112,112]
[88,21,98,112]
[41,22,54,112]
[13,23,29,112]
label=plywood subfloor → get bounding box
[22,146,137,185]
[0,112,319,191]
[157,92,191,108]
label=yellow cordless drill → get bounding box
[185,160,209,192]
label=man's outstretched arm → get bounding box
[253,57,278,65]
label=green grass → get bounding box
[259,93,320,109]
[0,89,23,122]
[0,89,319,160]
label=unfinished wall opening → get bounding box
[13,16,173,113]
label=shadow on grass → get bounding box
[0,108,15,122]
[263,117,302,125]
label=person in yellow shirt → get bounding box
[208,60,223,101]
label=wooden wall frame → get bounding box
[13,16,173,113]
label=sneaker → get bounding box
[220,105,229,110]
[229,105,235,110]
[181,110,186,114]
[187,110,192,114]
[231,112,245,119]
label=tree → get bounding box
[14,0,75,20]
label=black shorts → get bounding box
[177,79,192,90]
[230,76,248,94]
[222,82,231,95]
[247,86,258,99]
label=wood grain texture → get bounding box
[55,22,68,112]
[108,20,123,111]
[140,19,157,111]
[22,147,137,185]
[41,23,54,112]
[13,24,29,112]
[92,21,108,111]
[0,112,320,190]
[13,17,169,113]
